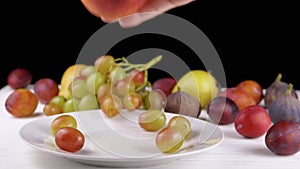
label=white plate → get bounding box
[19,109,223,168]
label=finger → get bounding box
[118,12,161,28]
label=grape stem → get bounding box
[114,55,162,92]
[114,55,162,72]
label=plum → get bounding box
[236,79,263,104]
[234,105,272,138]
[218,87,256,111]
[265,120,300,155]
[264,73,298,108]
[33,78,59,104]
[152,77,177,97]
[165,91,201,118]
[206,96,239,125]
[7,68,32,89]
[5,88,38,117]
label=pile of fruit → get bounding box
[4,55,300,155]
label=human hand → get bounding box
[81,0,195,28]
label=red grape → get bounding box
[55,127,85,153]
[100,94,122,117]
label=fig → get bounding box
[264,73,298,108]
[268,83,300,124]
[165,90,201,118]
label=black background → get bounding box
[1,0,299,89]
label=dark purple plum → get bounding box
[265,120,300,155]
[33,78,59,104]
[206,96,239,125]
[7,68,32,89]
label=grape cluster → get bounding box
[44,55,165,117]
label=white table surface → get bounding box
[1,85,299,169]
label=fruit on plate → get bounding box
[234,105,272,138]
[167,115,192,138]
[264,73,298,108]
[81,0,146,22]
[268,83,300,124]
[55,127,85,153]
[33,78,59,104]
[236,79,264,105]
[155,126,185,153]
[265,120,300,155]
[138,109,166,131]
[5,88,38,117]
[50,114,77,136]
[172,70,219,109]
[58,64,87,99]
[165,90,201,118]
[152,77,177,97]
[218,87,256,111]
[7,68,32,89]
[143,89,166,110]
[206,96,239,125]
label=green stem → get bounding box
[285,83,293,95]
[275,73,282,82]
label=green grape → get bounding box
[63,98,80,112]
[50,114,77,136]
[168,116,192,138]
[138,110,166,131]
[86,72,106,95]
[70,79,88,99]
[94,55,115,73]
[80,65,96,79]
[50,95,66,108]
[144,89,166,110]
[77,94,99,111]
[109,66,126,85]
[43,102,64,116]
[155,126,185,153]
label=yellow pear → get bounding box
[172,70,219,109]
[58,64,87,99]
